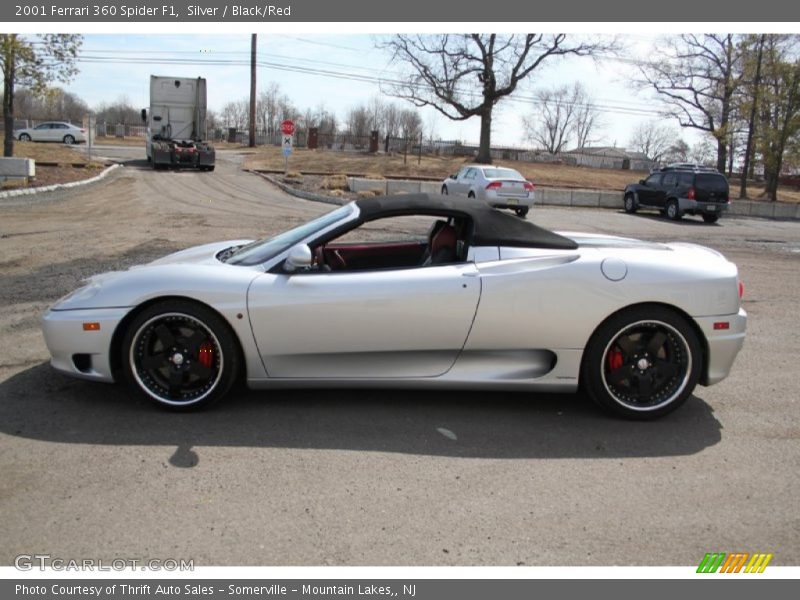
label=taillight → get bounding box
[523,181,535,191]
[486,181,502,190]
[738,281,744,299]
[687,187,695,200]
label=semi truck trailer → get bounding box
[141,76,215,171]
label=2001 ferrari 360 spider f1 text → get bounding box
[42,194,746,418]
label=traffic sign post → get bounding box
[282,134,293,174]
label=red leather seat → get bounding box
[429,224,457,264]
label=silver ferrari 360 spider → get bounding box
[42,194,746,418]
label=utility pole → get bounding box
[249,33,257,148]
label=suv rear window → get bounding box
[695,174,729,193]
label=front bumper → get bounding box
[695,307,747,386]
[41,307,131,383]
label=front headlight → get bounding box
[53,282,102,308]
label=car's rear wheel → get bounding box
[122,300,240,410]
[441,185,448,195]
[702,214,719,224]
[624,193,637,214]
[666,199,682,221]
[468,191,475,199]
[18,133,31,142]
[515,207,529,218]
[582,306,702,419]
[63,135,75,145]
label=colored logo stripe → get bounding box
[697,552,773,573]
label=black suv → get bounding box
[623,164,730,223]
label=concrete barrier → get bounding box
[348,177,386,194]
[750,202,775,219]
[421,181,441,195]
[571,190,600,207]
[386,180,421,195]
[727,201,752,217]
[773,203,798,220]
[0,157,35,182]
[598,191,621,208]
[541,188,571,206]
[330,176,800,221]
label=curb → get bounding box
[247,170,348,206]
[0,163,121,200]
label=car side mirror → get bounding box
[639,179,646,185]
[449,174,457,180]
[140,108,147,123]
[284,244,313,272]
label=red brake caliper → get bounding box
[607,348,624,372]
[198,341,214,369]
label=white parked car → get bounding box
[15,121,86,145]
[441,164,535,218]
[41,194,746,419]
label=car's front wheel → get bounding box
[581,306,702,419]
[63,135,75,145]
[18,133,31,142]
[122,300,240,410]
[441,185,448,195]
[624,193,637,214]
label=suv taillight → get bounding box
[687,187,696,200]
[486,181,502,190]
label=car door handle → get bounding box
[461,271,479,277]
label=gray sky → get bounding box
[70,33,685,149]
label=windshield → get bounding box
[226,204,354,266]
[482,168,524,180]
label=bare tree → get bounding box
[1,34,82,156]
[524,84,578,154]
[628,120,678,162]
[346,104,370,138]
[399,109,422,140]
[662,139,691,164]
[689,137,717,166]
[381,34,616,163]
[639,34,743,173]
[757,35,800,201]
[571,83,603,148]
[739,34,766,198]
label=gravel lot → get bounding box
[1,147,798,566]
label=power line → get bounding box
[74,52,664,118]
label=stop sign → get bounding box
[281,120,295,135]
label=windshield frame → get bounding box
[225,203,358,267]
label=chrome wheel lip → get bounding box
[600,319,692,412]
[129,312,224,406]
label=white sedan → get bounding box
[15,121,86,145]
[41,194,746,419]
[441,164,535,218]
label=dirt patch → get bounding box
[4,141,108,191]
[245,145,800,203]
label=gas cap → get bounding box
[601,257,628,281]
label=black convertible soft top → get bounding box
[355,193,578,250]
